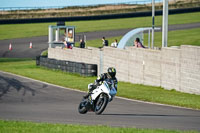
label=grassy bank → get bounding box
[1,0,199,20]
[0,120,198,133]
[85,28,200,48]
[0,12,200,40]
[0,58,200,109]
[144,27,200,47]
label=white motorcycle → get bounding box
[78,79,117,115]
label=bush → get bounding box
[41,50,48,57]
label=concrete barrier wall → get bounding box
[180,45,200,94]
[48,45,200,94]
[161,47,181,91]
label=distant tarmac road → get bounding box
[0,22,200,58]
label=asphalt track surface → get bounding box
[0,22,200,58]
[0,71,200,131]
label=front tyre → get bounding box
[78,99,88,114]
[95,94,108,115]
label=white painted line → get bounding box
[116,96,199,111]
[0,70,199,111]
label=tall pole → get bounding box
[162,0,168,47]
[152,0,155,49]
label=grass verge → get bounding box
[147,28,200,47]
[2,1,198,20]
[0,12,200,40]
[0,58,200,109]
[85,28,200,48]
[0,120,198,133]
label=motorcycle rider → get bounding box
[84,67,118,99]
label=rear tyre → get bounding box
[95,94,108,115]
[78,100,88,114]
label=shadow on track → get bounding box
[0,75,35,98]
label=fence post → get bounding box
[48,25,53,48]
[99,49,104,75]
[148,29,151,48]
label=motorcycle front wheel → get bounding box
[95,94,108,115]
[78,99,88,114]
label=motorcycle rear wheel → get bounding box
[78,100,88,114]
[95,94,108,115]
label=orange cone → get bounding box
[9,43,12,51]
[29,42,32,48]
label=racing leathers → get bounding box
[84,73,118,99]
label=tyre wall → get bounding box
[36,56,97,76]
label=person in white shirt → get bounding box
[111,39,118,48]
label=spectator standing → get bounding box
[79,39,85,48]
[102,37,108,47]
[63,30,68,48]
[63,30,73,49]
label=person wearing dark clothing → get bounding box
[134,38,145,48]
[95,68,118,90]
[84,67,118,98]
[67,42,73,49]
[102,37,109,47]
[79,39,85,48]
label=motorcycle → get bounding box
[78,79,117,115]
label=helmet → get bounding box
[107,67,116,78]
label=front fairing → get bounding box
[91,80,117,101]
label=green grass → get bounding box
[0,58,31,62]
[0,12,200,40]
[85,28,200,48]
[0,58,95,91]
[83,36,123,48]
[147,28,200,47]
[118,82,200,109]
[2,1,197,20]
[0,120,198,133]
[0,58,200,109]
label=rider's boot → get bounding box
[83,89,94,99]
